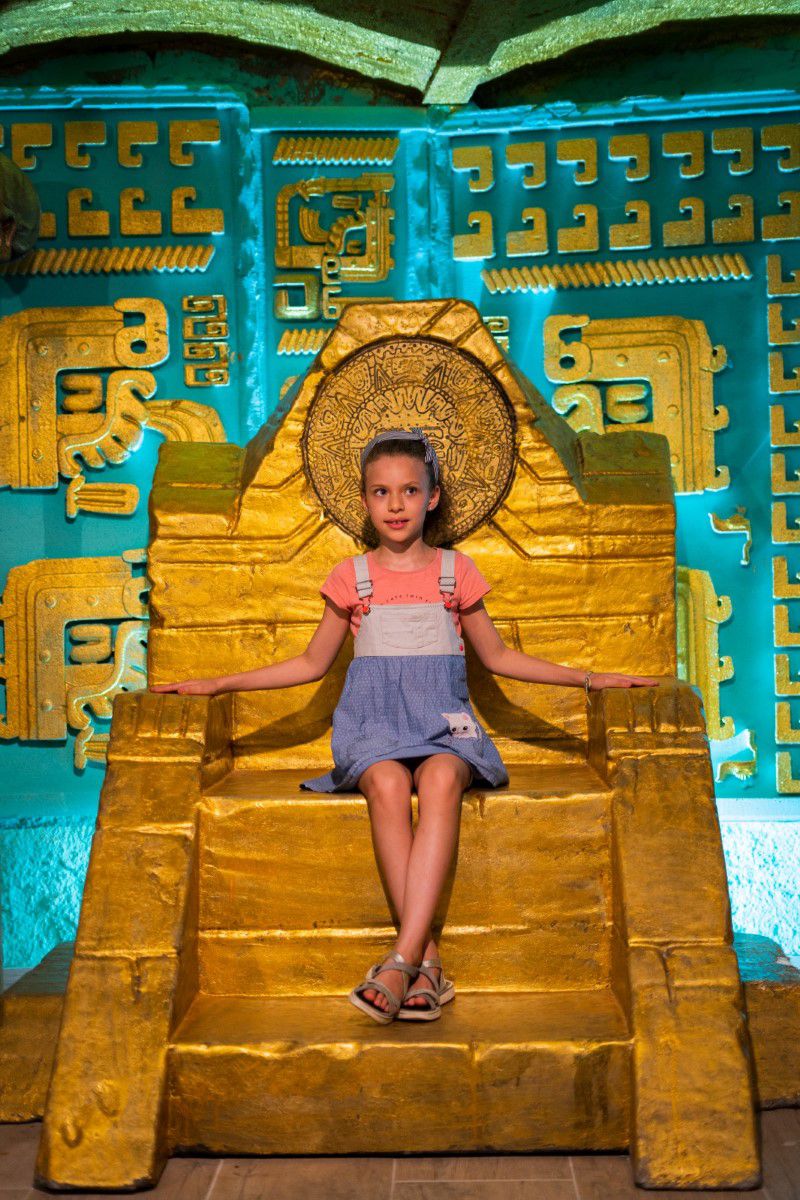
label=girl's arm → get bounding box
[459,600,661,690]
[150,598,351,695]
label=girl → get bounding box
[152,427,659,1025]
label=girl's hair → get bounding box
[360,436,437,493]
[359,436,446,543]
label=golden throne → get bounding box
[35,300,760,1191]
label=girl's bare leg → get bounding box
[395,753,470,1005]
[360,753,469,1012]
[357,758,449,1011]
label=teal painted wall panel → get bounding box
[2,65,799,967]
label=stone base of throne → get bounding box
[4,930,796,1129]
[0,683,765,1191]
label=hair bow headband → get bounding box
[359,426,440,485]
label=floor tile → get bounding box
[760,1107,800,1200]
[0,1125,39,1191]
[1,1109,797,1197]
[394,1155,573,1181]
[393,1183,576,1199]
[570,1153,641,1199]
[211,1156,395,1199]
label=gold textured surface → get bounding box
[482,252,752,293]
[737,932,800,1108]
[4,934,795,1126]
[34,301,763,1191]
[167,990,630,1155]
[273,136,399,165]
[0,244,215,274]
[0,943,72,1122]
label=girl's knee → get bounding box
[360,760,413,806]
[415,754,470,799]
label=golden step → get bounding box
[167,988,630,1155]
[196,763,614,993]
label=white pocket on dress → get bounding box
[443,710,479,738]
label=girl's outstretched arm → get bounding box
[459,600,661,690]
[150,597,351,695]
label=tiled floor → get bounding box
[0,1110,798,1198]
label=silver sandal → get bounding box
[396,955,455,1022]
[348,950,419,1024]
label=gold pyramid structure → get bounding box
[35,300,760,1191]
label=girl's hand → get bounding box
[589,672,661,690]
[149,678,221,696]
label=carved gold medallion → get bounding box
[301,335,516,544]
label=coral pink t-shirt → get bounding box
[320,547,491,639]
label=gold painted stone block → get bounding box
[612,753,733,944]
[75,827,193,954]
[628,943,760,1189]
[167,991,630,1155]
[737,932,800,1108]
[35,953,178,1190]
[0,943,72,1122]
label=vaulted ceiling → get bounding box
[0,0,797,102]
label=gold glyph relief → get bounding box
[274,173,395,319]
[0,298,226,516]
[777,749,800,792]
[451,145,494,192]
[608,133,650,180]
[770,405,800,445]
[544,313,728,493]
[485,314,510,353]
[676,565,735,742]
[662,130,705,178]
[771,502,800,542]
[0,244,215,275]
[608,201,651,251]
[775,653,800,697]
[273,136,399,166]
[556,137,597,185]
[482,252,752,294]
[772,556,800,599]
[182,294,230,387]
[717,728,757,781]
[0,549,148,767]
[277,328,329,356]
[767,252,800,296]
[709,508,751,566]
[711,127,754,175]
[453,211,494,260]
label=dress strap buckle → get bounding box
[439,547,456,607]
[353,554,374,601]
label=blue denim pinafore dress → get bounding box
[300,548,510,793]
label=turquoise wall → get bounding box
[2,40,799,968]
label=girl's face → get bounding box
[360,453,440,546]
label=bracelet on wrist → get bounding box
[584,670,593,699]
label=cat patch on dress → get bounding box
[443,711,479,738]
